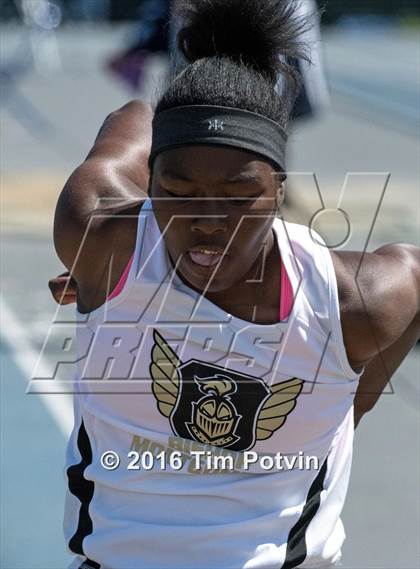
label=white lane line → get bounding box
[0,297,73,437]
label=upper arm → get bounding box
[53,100,153,287]
[333,244,420,366]
[362,244,420,346]
[87,100,153,188]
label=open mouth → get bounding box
[188,248,225,268]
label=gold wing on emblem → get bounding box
[256,378,303,440]
[149,330,182,418]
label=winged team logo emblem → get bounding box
[150,330,303,452]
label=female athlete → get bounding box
[50,1,420,568]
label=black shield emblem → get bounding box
[170,360,270,451]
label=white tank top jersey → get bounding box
[64,199,362,569]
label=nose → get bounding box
[190,214,228,237]
[189,198,228,236]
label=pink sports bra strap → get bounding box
[279,257,293,321]
[107,254,134,301]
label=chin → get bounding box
[179,267,234,295]
[188,275,232,294]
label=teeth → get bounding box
[189,250,223,268]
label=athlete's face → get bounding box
[150,146,283,293]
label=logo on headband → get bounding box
[208,119,224,132]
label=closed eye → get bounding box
[164,189,193,200]
[227,195,262,206]
[163,189,262,204]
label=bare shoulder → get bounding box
[330,244,420,366]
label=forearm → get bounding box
[354,313,420,428]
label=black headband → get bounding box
[149,105,288,173]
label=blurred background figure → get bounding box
[286,0,330,121]
[107,0,171,92]
[17,0,62,75]
[1,1,419,568]
[66,0,111,21]
[0,0,62,137]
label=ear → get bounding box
[276,184,285,210]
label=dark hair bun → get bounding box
[175,0,311,82]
